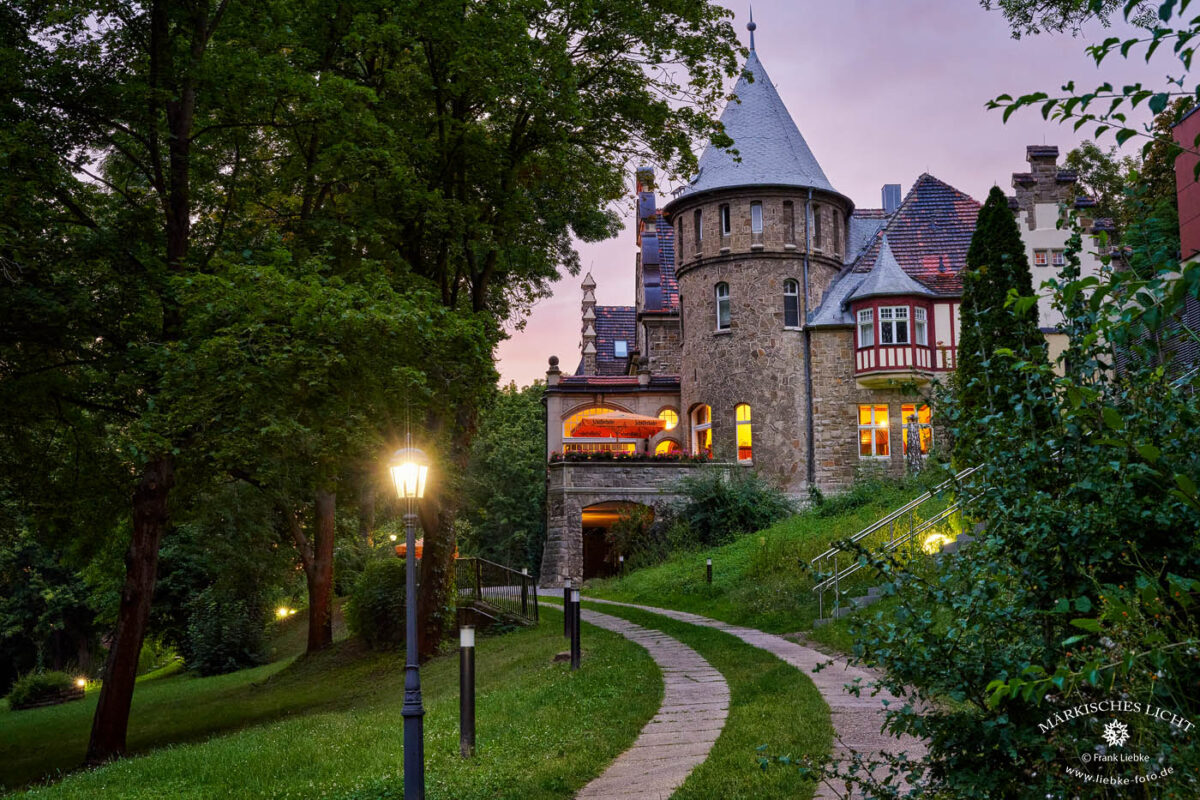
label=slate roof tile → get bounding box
[655,212,680,310]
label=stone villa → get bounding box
[539,35,1106,585]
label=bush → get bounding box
[6,670,75,708]
[672,467,794,547]
[346,558,407,650]
[183,586,267,676]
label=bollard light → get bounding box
[563,578,572,638]
[706,557,713,584]
[459,625,476,758]
[618,554,625,576]
[570,589,582,671]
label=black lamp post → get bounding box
[389,441,431,800]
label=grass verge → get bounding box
[3,616,658,800]
[575,599,833,800]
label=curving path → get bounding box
[582,597,925,800]
[544,602,731,800]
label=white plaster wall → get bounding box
[1021,203,1105,331]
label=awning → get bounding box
[570,411,667,439]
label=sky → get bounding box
[495,0,1165,387]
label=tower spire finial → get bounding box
[747,4,756,51]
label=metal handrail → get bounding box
[454,557,539,625]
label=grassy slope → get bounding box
[586,481,937,634]
[575,600,833,800]
[3,619,659,800]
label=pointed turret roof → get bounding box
[847,235,935,301]
[670,50,838,203]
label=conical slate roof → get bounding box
[847,235,936,301]
[673,51,837,201]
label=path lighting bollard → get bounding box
[618,555,625,576]
[570,589,582,671]
[706,558,713,584]
[459,625,476,758]
[563,578,572,638]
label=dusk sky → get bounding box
[495,0,1164,387]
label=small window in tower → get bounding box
[694,209,703,250]
[751,202,763,234]
[720,204,731,237]
[783,201,796,244]
[614,340,628,358]
[736,403,753,462]
[914,307,927,346]
[715,282,731,330]
[783,279,801,328]
[857,308,874,348]
[813,204,823,251]
[834,210,842,256]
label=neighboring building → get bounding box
[539,30,1098,586]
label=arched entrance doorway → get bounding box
[580,501,655,580]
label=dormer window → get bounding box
[614,340,628,358]
[879,306,909,345]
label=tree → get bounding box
[1064,140,1137,233]
[461,382,547,573]
[954,186,1047,466]
[981,0,1155,38]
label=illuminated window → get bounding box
[857,308,874,348]
[750,202,763,234]
[692,405,712,458]
[858,404,889,458]
[914,307,927,346]
[1034,249,1048,266]
[902,404,933,455]
[562,406,636,455]
[715,283,731,330]
[720,204,731,236]
[658,409,678,430]
[783,279,800,328]
[736,403,752,462]
[655,439,682,455]
[879,306,909,345]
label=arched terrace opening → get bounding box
[580,501,656,580]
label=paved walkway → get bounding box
[583,597,924,800]
[548,603,731,800]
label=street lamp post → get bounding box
[389,442,430,800]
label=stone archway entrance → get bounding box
[581,501,656,580]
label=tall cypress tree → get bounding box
[954,186,1047,465]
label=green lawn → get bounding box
[586,480,939,634]
[2,617,659,800]
[571,599,833,800]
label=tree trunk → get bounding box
[306,489,336,653]
[416,489,456,659]
[86,456,174,764]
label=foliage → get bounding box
[345,559,409,651]
[810,202,1200,797]
[603,505,659,570]
[183,587,268,677]
[5,671,76,709]
[954,186,1048,466]
[981,0,1155,38]
[1065,140,1140,232]
[461,383,547,573]
[671,467,795,548]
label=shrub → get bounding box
[672,467,794,547]
[604,506,667,570]
[346,558,407,650]
[183,587,267,676]
[6,670,75,708]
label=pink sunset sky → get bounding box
[495,0,1163,387]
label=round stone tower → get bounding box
[663,30,853,494]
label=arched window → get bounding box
[715,282,731,330]
[658,409,679,431]
[783,279,800,328]
[655,439,682,455]
[693,208,703,250]
[692,405,712,458]
[735,403,752,462]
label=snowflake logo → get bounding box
[1102,719,1130,748]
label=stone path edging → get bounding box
[582,597,925,800]
[543,602,731,800]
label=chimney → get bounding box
[581,272,597,375]
[882,184,902,215]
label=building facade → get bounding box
[539,36,1101,586]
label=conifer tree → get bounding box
[954,186,1046,465]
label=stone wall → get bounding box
[540,461,706,586]
[644,316,683,375]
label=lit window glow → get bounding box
[655,440,682,455]
[858,404,889,458]
[736,404,752,462]
[902,404,933,455]
[658,409,678,430]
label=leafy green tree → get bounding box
[981,0,1154,38]
[954,186,1047,466]
[1064,140,1138,232]
[461,382,547,573]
